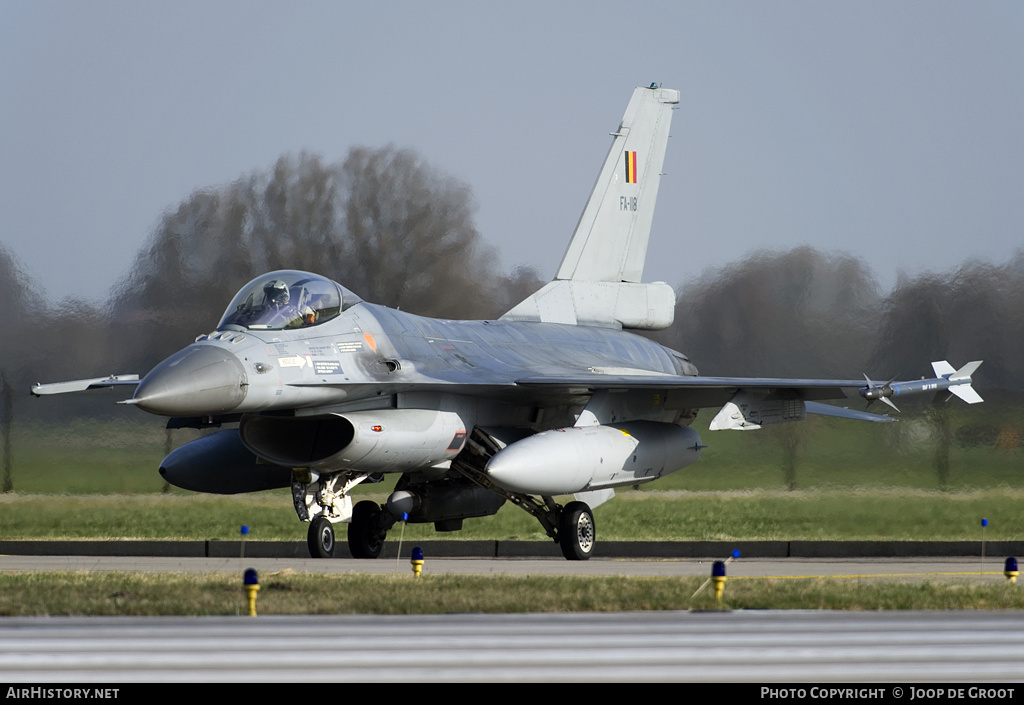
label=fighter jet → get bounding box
[32,85,983,560]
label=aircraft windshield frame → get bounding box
[217,271,354,331]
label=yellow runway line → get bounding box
[731,571,1008,580]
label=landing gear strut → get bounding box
[450,428,599,560]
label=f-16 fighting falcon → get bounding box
[32,85,983,560]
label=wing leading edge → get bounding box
[516,359,983,430]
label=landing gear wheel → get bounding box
[348,500,385,559]
[307,515,335,559]
[558,501,595,561]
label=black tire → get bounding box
[348,501,385,559]
[558,501,595,561]
[307,515,335,559]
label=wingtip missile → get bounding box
[859,361,983,407]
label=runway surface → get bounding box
[3,555,1024,682]
[3,611,1024,683]
[0,553,1015,579]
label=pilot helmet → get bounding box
[263,279,290,305]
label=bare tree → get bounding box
[870,253,1024,391]
[0,245,44,378]
[337,146,499,319]
[106,146,525,372]
[664,247,881,378]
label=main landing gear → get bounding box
[558,501,595,560]
[296,441,600,560]
[306,496,595,560]
[449,428,599,560]
[347,500,386,558]
[304,493,595,560]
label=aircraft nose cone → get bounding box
[133,345,247,416]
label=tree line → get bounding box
[655,246,1024,394]
[2,145,1022,420]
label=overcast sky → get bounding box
[2,1,1022,304]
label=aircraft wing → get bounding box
[515,372,881,422]
[515,372,865,396]
[30,375,140,396]
[516,362,982,429]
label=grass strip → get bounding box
[9,408,1024,495]
[2,489,1023,541]
[1,572,1023,616]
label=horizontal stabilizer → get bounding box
[805,401,896,423]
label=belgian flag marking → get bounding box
[624,151,638,183]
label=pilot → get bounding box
[264,279,291,308]
[263,279,315,328]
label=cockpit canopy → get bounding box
[218,271,362,331]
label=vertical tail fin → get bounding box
[556,85,680,283]
[502,85,679,330]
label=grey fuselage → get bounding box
[134,298,698,435]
